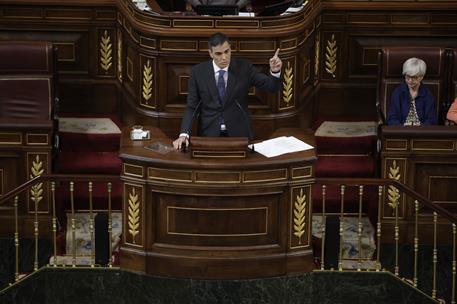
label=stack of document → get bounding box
[252,136,313,158]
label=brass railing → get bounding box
[314,178,456,303]
[0,174,119,291]
[0,176,455,303]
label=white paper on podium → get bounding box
[251,136,314,158]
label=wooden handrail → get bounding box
[0,174,120,206]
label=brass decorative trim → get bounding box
[148,167,192,182]
[385,139,408,151]
[293,188,307,245]
[325,34,337,78]
[292,166,313,179]
[99,30,113,73]
[159,40,198,52]
[172,19,214,28]
[0,132,22,145]
[26,134,49,145]
[387,160,401,210]
[243,169,287,183]
[192,150,246,158]
[290,186,311,249]
[195,171,241,183]
[281,61,294,109]
[29,155,44,207]
[117,28,123,83]
[166,206,268,236]
[123,163,144,178]
[142,59,153,103]
[139,36,156,49]
[238,41,275,53]
[127,187,140,245]
[382,158,407,219]
[215,20,259,29]
[411,139,455,152]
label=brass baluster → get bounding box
[452,223,456,304]
[70,182,76,267]
[14,196,19,281]
[108,182,113,268]
[320,184,327,270]
[432,212,438,299]
[34,186,39,272]
[357,185,363,271]
[51,182,57,267]
[413,200,419,287]
[338,184,345,271]
[376,185,382,271]
[394,196,399,276]
[89,182,95,267]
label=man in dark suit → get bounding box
[173,32,282,150]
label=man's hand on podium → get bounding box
[173,135,189,151]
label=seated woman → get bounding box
[447,97,457,124]
[386,57,437,126]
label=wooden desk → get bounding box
[119,127,316,279]
[381,125,457,242]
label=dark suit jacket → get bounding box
[180,57,281,138]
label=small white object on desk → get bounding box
[251,136,313,158]
[238,12,255,17]
[131,125,150,140]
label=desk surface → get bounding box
[119,126,316,170]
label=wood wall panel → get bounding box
[1,0,457,128]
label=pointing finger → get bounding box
[273,48,280,58]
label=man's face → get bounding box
[209,41,231,69]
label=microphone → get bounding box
[186,100,202,137]
[235,100,254,150]
[181,101,202,153]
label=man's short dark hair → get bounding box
[208,32,229,49]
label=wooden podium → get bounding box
[119,127,316,279]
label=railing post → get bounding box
[108,182,113,268]
[14,196,19,282]
[357,185,363,271]
[376,185,382,271]
[70,181,76,267]
[51,181,57,267]
[338,184,345,271]
[89,182,95,267]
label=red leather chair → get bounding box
[376,46,447,124]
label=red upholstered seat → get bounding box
[57,151,122,175]
[59,132,121,152]
[58,114,123,152]
[315,155,376,178]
